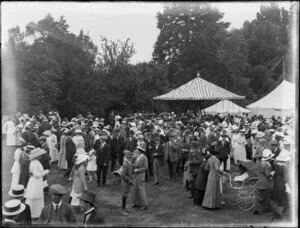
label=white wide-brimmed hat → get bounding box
[29,148,47,160]
[262,149,274,161]
[75,154,89,165]
[255,131,265,139]
[2,199,26,216]
[276,149,291,162]
[43,130,51,137]
[74,128,83,134]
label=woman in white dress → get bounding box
[47,128,59,163]
[234,129,248,164]
[10,137,26,190]
[58,129,68,169]
[230,126,239,165]
[70,154,88,211]
[25,148,49,218]
[6,117,16,146]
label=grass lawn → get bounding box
[1,138,295,227]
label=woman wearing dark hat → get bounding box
[9,184,32,224]
[80,190,104,224]
[202,143,224,210]
[194,151,211,205]
[132,142,148,211]
[270,150,291,219]
[253,149,274,215]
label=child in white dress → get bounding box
[86,149,97,183]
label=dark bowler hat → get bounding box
[80,190,96,206]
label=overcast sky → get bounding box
[1,2,293,64]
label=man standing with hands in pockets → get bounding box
[96,131,111,187]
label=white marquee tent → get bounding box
[204,99,251,114]
[246,80,296,118]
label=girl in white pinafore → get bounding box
[86,149,97,183]
[25,148,49,218]
[10,138,26,190]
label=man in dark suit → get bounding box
[63,129,76,180]
[124,130,137,152]
[152,134,165,186]
[143,129,155,179]
[217,131,231,172]
[8,184,32,225]
[38,118,52,137]
[38,136,51,194]
[39,184,76,225]
[96,132,111,187]
[113,127,125,168]
[80,190,104,224]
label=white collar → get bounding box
[84,207,95,215]
[53,200,62,209]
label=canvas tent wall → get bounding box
[246,80,295,118]
[204,99,251,114]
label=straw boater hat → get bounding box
[276,150,291,162]
[50,184,67,195]
[250,129,258,135]
[9,185,25,198]
[29,148,47,160]
[2,199,26,216]
[261,149,274,161]
[80,190,96,206]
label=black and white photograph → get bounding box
[1,2,298,227]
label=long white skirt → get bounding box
[25,198,44,218]
[6,133,16,146]
[70,190,82,206]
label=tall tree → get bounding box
[153,3,230,87]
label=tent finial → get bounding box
[197,72,200,78]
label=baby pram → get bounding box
[223,160,259,211]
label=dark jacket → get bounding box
[217,140,231,160]
[153,143,165,166]
[83,208,104,225]
[195,161,209,191]
[145,138,155,161]
[18,203,32,225]
[113,133,125,155]
[65,136,76,162]
[40,142,51,170]
[125,137,137,152]
[39,202,77,225]
[96,143,111,166]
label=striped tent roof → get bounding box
[153,77,245,100]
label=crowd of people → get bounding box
[1,109,295,225]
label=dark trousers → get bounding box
[190,174,197,197]
[167,160,177,180]
[117,152,124,168]
[111,156,116,171]
[219,157,228,171]
[64,160,73,178]
[97,166,108,185]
